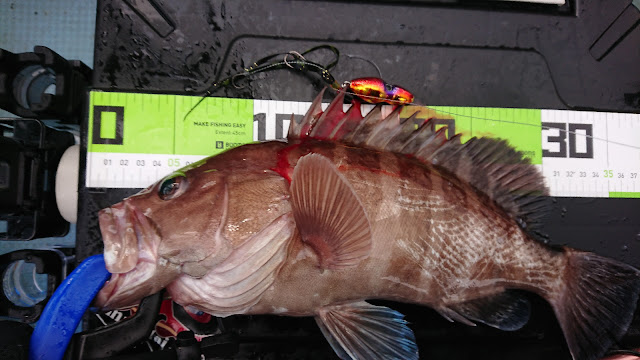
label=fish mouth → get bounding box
[99,203,140,274]
[95,262,156,309]
[96,201,160,309]
[94,273,124,308]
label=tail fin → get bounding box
[552,250,640,360]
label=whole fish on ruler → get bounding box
[95,89,640,360]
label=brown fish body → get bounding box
[241,141,565,317]
[97,91,640,360]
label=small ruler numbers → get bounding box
[540,110,639,197]
[87,91,640,198]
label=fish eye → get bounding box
[158,175,187,200]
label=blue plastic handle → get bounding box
[29,254,111,360]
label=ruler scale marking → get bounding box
[86,91,640,198]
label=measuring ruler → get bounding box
[86,91,640,198]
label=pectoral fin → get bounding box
[438,290,531,331]
[290,153,372,269]
[316,301,418,360]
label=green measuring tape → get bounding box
[89,92,254,156]
[87,91,640,198]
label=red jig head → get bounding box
[345,77,414,105]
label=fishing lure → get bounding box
[344,77,414,105]
[184,45,415,120]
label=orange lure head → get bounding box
[345,77,414,105]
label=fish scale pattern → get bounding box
[289,90,551,242]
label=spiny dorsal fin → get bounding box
[290,90,550,239]
[288,87,327,140]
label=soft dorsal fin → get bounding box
[289,90,550,239]
[290,153,372,269]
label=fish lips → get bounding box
[94,263,155,309]
[97,201,160,309]
[94,273,125,309]
[99,203,140,274]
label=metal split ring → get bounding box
[231,73,248,89]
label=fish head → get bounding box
[95,143,293,310]
[95,157,232,309]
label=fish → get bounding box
[95,89,640,360]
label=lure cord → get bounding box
[183,46,639,150]
[183,45,341,120]
[344,54,383,78]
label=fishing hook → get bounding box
[284,51,306,69]
[183,45,343,121]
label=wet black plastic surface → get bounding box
[78,0,640,358]
[91,0,640,110]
